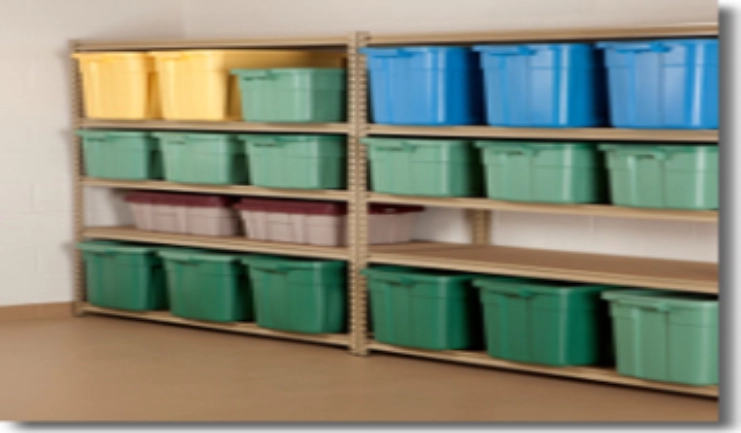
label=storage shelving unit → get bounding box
[71,23,719,399]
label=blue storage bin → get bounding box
[597,39,718,129]
[360,46,482,126]
[474,44,604,127]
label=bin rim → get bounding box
[473,43,594,52]
[475,140,596,150]
[76,129,152,138]
[77,241,159,254]
[234,198,346,215]
[362,266,476,282]
[361,137,472,147]
[152,131,240,140]
[231,67,346,75]
[242,255,346,270]
[158,249,244,262]
[602,289,718,307]
[596,38,718,50]
[473,277,611,293]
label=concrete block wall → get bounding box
[0,0,183,306]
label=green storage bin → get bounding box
[77,129,161,180]
[599,144,718,210]
[159,249,253,323]
[362,138,481,197]
[238,134,346,189]
[474,277,613,366]
[603,290,718,386]
[233,68,346,122]
[77,241,167,312]
[362,266,481,350]
[154,132,248,185]
[242,255,346,334]
[476,141,605,204]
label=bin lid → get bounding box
[602,289,717,307]
[184,195,234,208]
[77,240,159,254]
[242,254,346,271]
[76,129,151,139]
[125,192,232,207]
[234,198,346,215]
[369,204,425,214]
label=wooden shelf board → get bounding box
[83,226,349,260]
[79,119,349,134]
[368,193,717,223]
[81,304,350,347]
[368,22,718,45]
[369,341,718,398]
[75,35,349,51]
[367,124,718,143]
[370,243,717,293]
[83,178,349,201]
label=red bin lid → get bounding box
[125,192,233,207]
[369,204,425,214]
[234,198,347,215]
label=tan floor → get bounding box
[0,316,718,422]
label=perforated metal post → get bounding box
[70,40,86,316]
[468,209,491,245]
[347,31,370,355]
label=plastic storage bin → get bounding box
[73,52,159,120]
[150,50,344,121]
[242,255,346,333]
[474,277,613,366]
[233,68,346,122]
[154,132,247,185]
[77,241,167,311]
[238,134,346,189]
[603,290,718,386]
[362,266,481,350]
[362,138,481,197]
[474,43,604,127]
[234,198,423,246]
[160,249,252,323]
[125,192,239,237]
[476,141,605,203]
[360,47,482,125]
[597,39,718,129]
[600,145,718,209]
[77,130,161,180]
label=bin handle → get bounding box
[617,298,670,313]
[475,46,534,56]
[486,287,534,298]
[608,41,670,53]
[367,141,415,152]
[359,48,412,58]
[164,256,196,264]
[364,274,414,286]
[235,70,274,80]
[614,149,668,160]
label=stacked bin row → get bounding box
[78,129,719,210]
[362,138,718,210]
[77,241,347,334]
[123,191,424,247]
[77,130,347,190]
[363,266,718,387]
[74,50,347,122]
[362,39,718,129]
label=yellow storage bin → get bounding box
[73,52,159,120]
[149,50,345,121]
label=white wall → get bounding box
[0,0,718,307]
[182,0,718,263]
[0,0,184,307]
[181,0,717,37]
